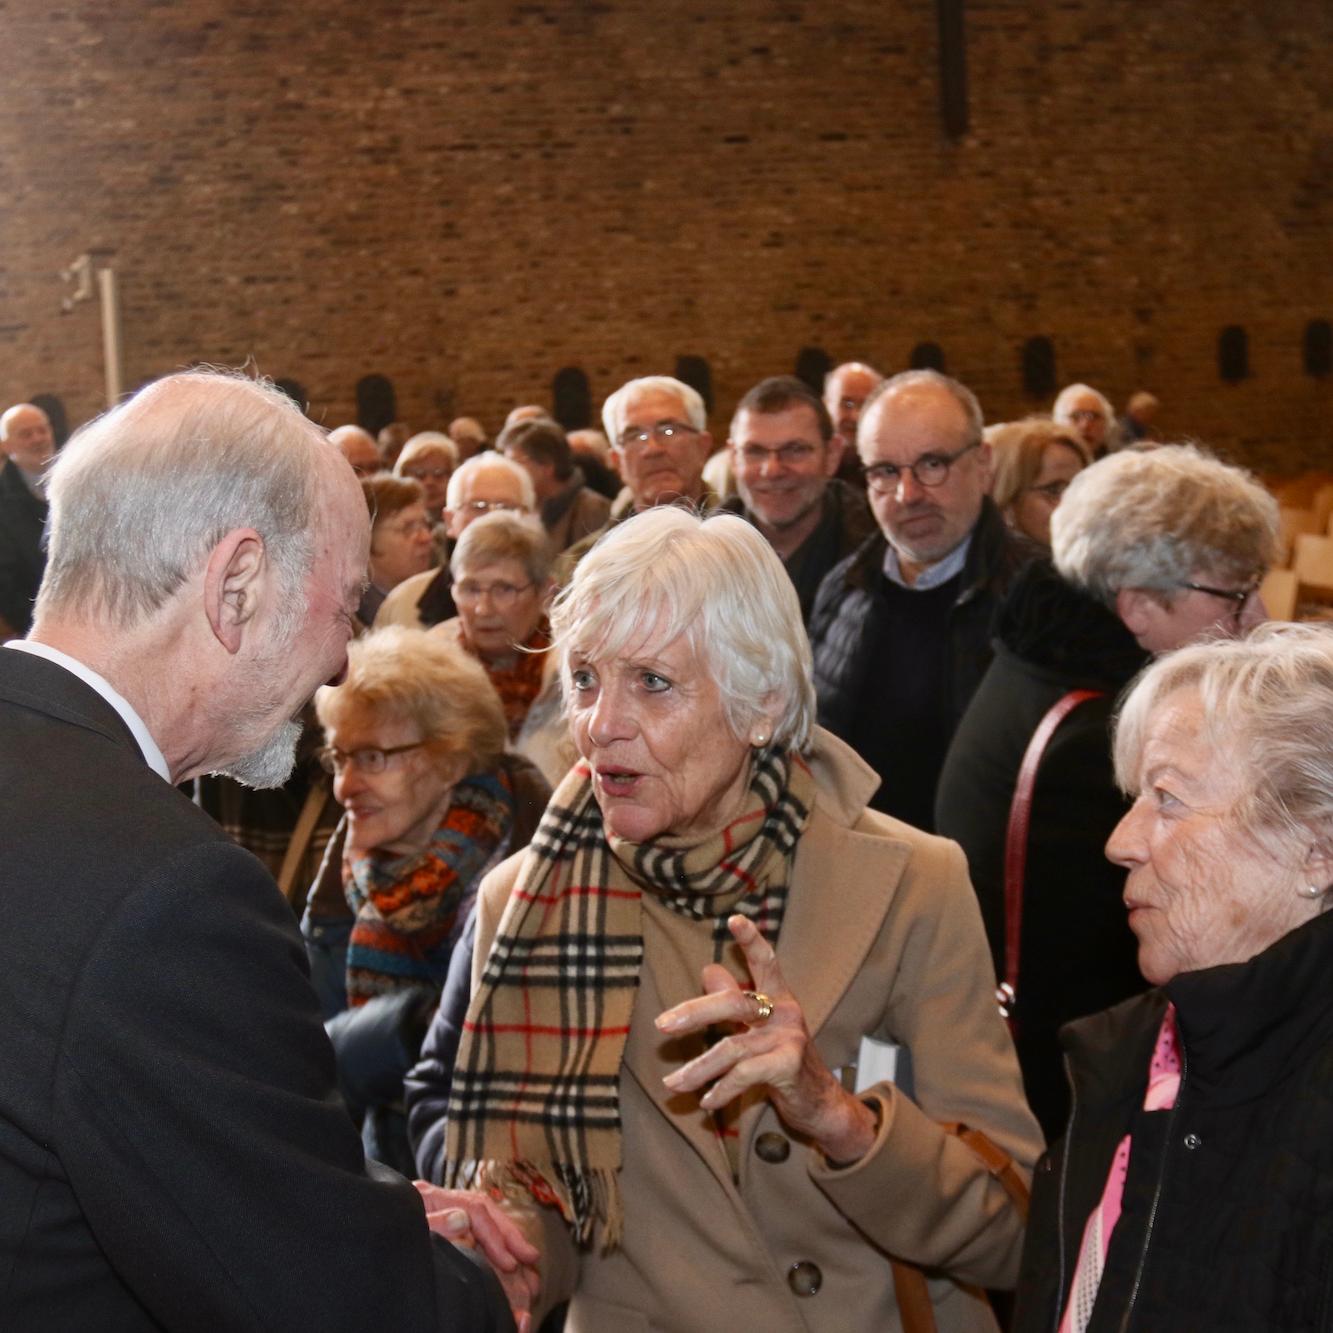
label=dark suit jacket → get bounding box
[0,648,512,1331]
[0,459,48,635]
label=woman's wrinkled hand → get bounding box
[654,914,878,1165]
[414,1182,541,1333]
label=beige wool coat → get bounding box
[470,729,1043,1333]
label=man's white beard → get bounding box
[213,718,303,789]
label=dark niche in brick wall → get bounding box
[794,346,832,396]
[1303,320,1331,379]
[552,366,592,430]
[1021,336,1057,399]
[1218,326,1249,384]
[910,342,947,373]
[674,356,713,415]
[356,374,398,434]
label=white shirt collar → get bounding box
[881,530,973,590]
[5,640,172,782]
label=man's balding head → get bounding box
[1,403,55,476]
[328,424,381,478]
[34,370,370,786]
[823,362,884,449]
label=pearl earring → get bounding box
[1300,883,1325,900]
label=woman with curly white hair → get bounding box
[414,505,1041,1332]
[937,444,1278,1138]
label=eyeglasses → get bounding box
[318,741,426,775]
[862,439,980,494]
[1068,409,1106,425]
[458,499,524,516]
[737,441,821,468]
[1177,574,1264,625]
[403,467,451,482]
[453,578,535,607]
[1026,479,1071,502]
[381,516,433,538]
[617,420,699,450]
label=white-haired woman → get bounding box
[419,506,1041,1333]
[1014,623,1333,1332]
[936,444,1278,1139]
[394,431,459,560]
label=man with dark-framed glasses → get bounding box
[809,369,1037,830]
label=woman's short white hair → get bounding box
[444,452,536,512]
[1050,443,1278,603]
[600,376,707,445]
[1113,622,1333,862]
[1052,382,1114,424]
[549,507,815,751]
[36,369,322,629]
[395,432,459,474]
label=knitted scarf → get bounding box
[443,746,814,1247]
[344,769,514,1007]
[446,618,552,740]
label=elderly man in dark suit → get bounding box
[0,371,533,1332]
[0,400,55,638]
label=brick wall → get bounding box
[1,0,1329,472]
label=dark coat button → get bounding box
[788,1261,822,1296]
[755,1131,791,1163]
[1183,1132,1202,1150]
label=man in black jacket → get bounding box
[0,401,55,638]
[0,371,529,1332]
[809,370,1035,831]
[722,375,876,624]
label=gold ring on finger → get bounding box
[742,990,774,1024]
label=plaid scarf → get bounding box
[443,746,813,1247]
[344,769,514,1006]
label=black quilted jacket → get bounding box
[1014,908,1333,1332]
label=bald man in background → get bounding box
[329,424,382,478]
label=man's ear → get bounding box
[1114,587,1153,638]
[203,528,267,655]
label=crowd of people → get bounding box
[2,362,1332,1333]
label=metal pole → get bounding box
[96,266,124,407]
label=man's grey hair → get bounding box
[1053,382,1114,425]
[36,370,327,629]
[445,452,536,512]
[859,369,984,448]
[601,377,707,447]
[1051,443,1278,604]
[549,506,815,752]
[0,402,49,440]
[1114,622,1333,862]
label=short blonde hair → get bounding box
[549,507,814,751]
[395,432,459,474]
[315,626,507,776]
[1051,443,1278,603]
[1113,622,1333,860]
[452,509,553,585]
[986,417,1088,513]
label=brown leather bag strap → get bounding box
[998,688,1105,1030]
[889,1123,1031,1332]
